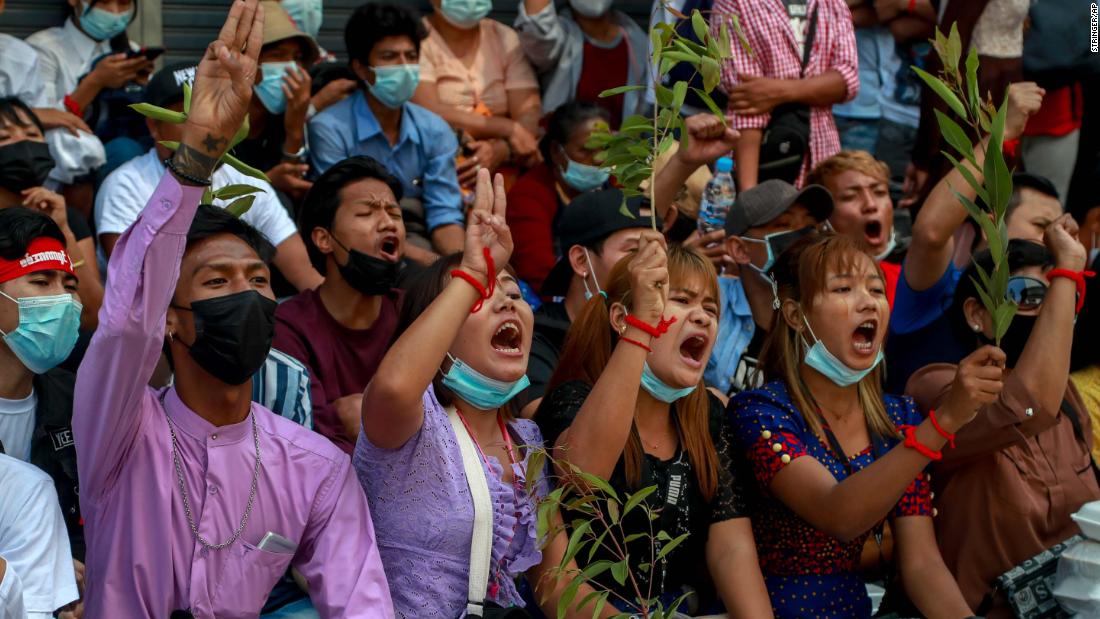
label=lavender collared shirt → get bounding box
[73,172,394,618]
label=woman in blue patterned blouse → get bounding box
[728,234,1003,619]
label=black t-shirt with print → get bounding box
[536,380,749,607]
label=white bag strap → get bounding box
[447,406,494,617]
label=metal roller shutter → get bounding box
[1,0,69,40]
[158,1,652,66]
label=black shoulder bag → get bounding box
[757,4,818,185]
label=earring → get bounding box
[619,325,626,335]
[971,324,981,332]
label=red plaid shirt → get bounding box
[712,0,859,185]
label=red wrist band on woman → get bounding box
[1046,268,1095,314]
[624,314,678,338]
[450,247,496,313]
[927,409,956,449]
[900,425,942,461]
[63,95,82,117]
[619,336,652,353]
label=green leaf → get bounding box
[719,20,734,60]
[691,9,709,42]
[731,13,753,58]
[700,56,721,93]
[221,152,270,183]
[668,591,695,618]
[655,532,690,561]
[576,471,619,501]
[587,529,608,562]
[591,592,609,619]
[225,195,255,218]
[213,184,264,200]
[956,190,1002,260]
[656,530,673,541]
[947,23,962,78]
[526,449,546,496]
[580,560,614,581]
[623,532,648,543]
[672,37,708,57]
[129,103,187,124]
[993,301,1018,341]
[691,88,727,121]
[671,80,688,112]
[556,577,582,619]
[654,84,674,107]
[201,187,214,205]
[230,114,251,149]
[965,47,980,117]
[941,151,989,206]
[985,102,1013,217]
[911,66,968,119]
[660,50,699,66]
[622,485,657,516]
[610,559,629,586]
[599,84,645,99]
[561,520,593,568]
[157,140,180,152]
[607,499,620,524]
[182,82,192,115]
[933,109,975,165]
[575,589,602,614]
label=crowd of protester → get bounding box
[0,0,1098,617]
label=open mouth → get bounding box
[379,236,400,261]
[679,334,709,368]
[491,320,522,354]
[852,320,877,354]
[864,220,883,246]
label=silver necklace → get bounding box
[166,412,262,550]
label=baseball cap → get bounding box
[724,179,834,237]
[259,1,320,66]
[542,189,651,297]
[145,62,199,108]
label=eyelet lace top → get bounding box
[354,385,548,618]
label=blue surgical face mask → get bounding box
[640,362,695,403]
[282,0,323,38]
[581,247,606,301]
[79,1,134,41]
[254,62,298,114]
[559,147,609,193]
[367,64,420,109]
[439,0,492,30]
[801,315,882,387]
[441,354,530,410]
[0,292,82,374]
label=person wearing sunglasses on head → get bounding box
[905,217,1100,617]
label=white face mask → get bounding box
[568,0,614,18]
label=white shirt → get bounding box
[0,391,37,463]
[0,34,47,107]
[0,454,78,618]
[95,148,298,253]
[25,18,129,108]
[0,561,29,619]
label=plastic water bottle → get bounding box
[698,157,736,234]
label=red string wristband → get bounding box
[63,94,82,117]
[624,314,678,339]
[619,336,652,353]
[927,409,956,449]
[1046,268,1095,314]
[899,425,942,461]
[449,247,496,312]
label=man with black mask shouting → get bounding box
[72,2,393,616]
[275,155,406,454]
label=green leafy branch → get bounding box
[130,82,269,217]
[527,448,691,619]
[912,24,1017,344]
[585,5,746,230]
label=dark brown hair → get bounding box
[546,244,721,500]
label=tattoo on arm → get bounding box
[171,143,220,184]
[202,133,229,154]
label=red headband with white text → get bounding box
[0,237,75,284]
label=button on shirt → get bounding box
[73,173,393,618]
[308,91,463,233]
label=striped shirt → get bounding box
[712,0,860,184]
[253,348,313,430]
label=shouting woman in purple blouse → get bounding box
[354,168,615,618]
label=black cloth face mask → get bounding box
[173,290,277,385]
[980,314,1037,368]
[332,235,399,296]
[0,140,55,193]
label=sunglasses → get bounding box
[1006,276,1047,310]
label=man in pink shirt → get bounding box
[72,2,393,616]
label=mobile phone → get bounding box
[128,46,166,61]
[257,531,297,554]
